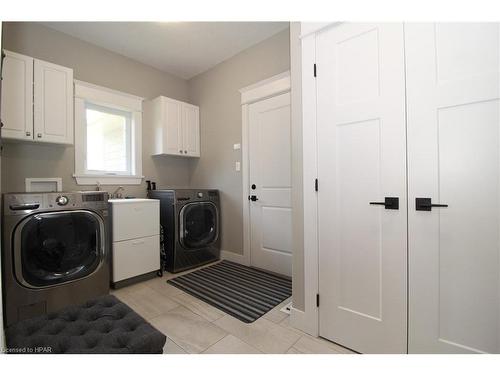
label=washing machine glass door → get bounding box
[15,210,105,288]
[180,202,218,249]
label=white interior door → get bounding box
[249,92,292,277]
[317,23,407,353]
[33,58,73,144]
[406,23,500,354]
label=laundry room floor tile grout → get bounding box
[113,263,356,354]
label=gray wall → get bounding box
[187,28,291,255]
[1,22,191,197]
[290,22,304,310]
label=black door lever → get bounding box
[369,197,399,210]
[415,197,448,211]
[248,195,258,201]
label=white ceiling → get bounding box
[42,22,289,80]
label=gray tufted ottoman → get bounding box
[6,295,166,354]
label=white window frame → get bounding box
[73,80,144,185]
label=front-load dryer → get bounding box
[1,191,110,326]
[148,189,220,273]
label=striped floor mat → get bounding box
[167,261,292,323]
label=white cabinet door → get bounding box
[163,98,183,156]
[111,200,160,242]
[0,51,33,141]
[249,92,292,277]
[33,59,73,144]
[317,23,407,353]
[182,103,200,157]
[406,23,500,354]
[112,235,161,282]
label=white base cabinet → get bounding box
[1,50,74,145]
[149,96,200,157]
[110,199,160,284]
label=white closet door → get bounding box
[406,23,500,354]
[317,23,407,353]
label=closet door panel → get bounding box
[317,23,407,354]
[406,23,500,354]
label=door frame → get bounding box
[290,22,342,337]
[230,71,291,268]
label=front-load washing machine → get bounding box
[148,189,220,273]
[2,191,110,326]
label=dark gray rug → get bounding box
[167,261,292,323]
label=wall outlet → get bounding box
[233,143,241,150]
[235,161,241,172]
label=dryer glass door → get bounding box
[15,210,105,288]
[180,202,218,249]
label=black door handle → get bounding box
[248,195,258,201]
[415,197,448,211]
[369,197,399,210]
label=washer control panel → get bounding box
[4,191,109,215]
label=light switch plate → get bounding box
[235,162,241,172]
[233,143,241,150]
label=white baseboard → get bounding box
[220,250,250,266]
[290,306,318,337]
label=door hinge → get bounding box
[314,178,318,192]
[313,63,317,77]
[316,294,320,307]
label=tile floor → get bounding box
[111,262,355,354]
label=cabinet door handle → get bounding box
[37,133,42,138]
[184,150,187,154]
[179,150,182,154]
[26,131,31,136]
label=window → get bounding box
[73,81,143,185]
[85,103,132,174]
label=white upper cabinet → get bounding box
[33,59,74,144]
[150,96,200,157]
[0,50,74,145]
[0,50,33,141]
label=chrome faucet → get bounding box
[111,186,124,199]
